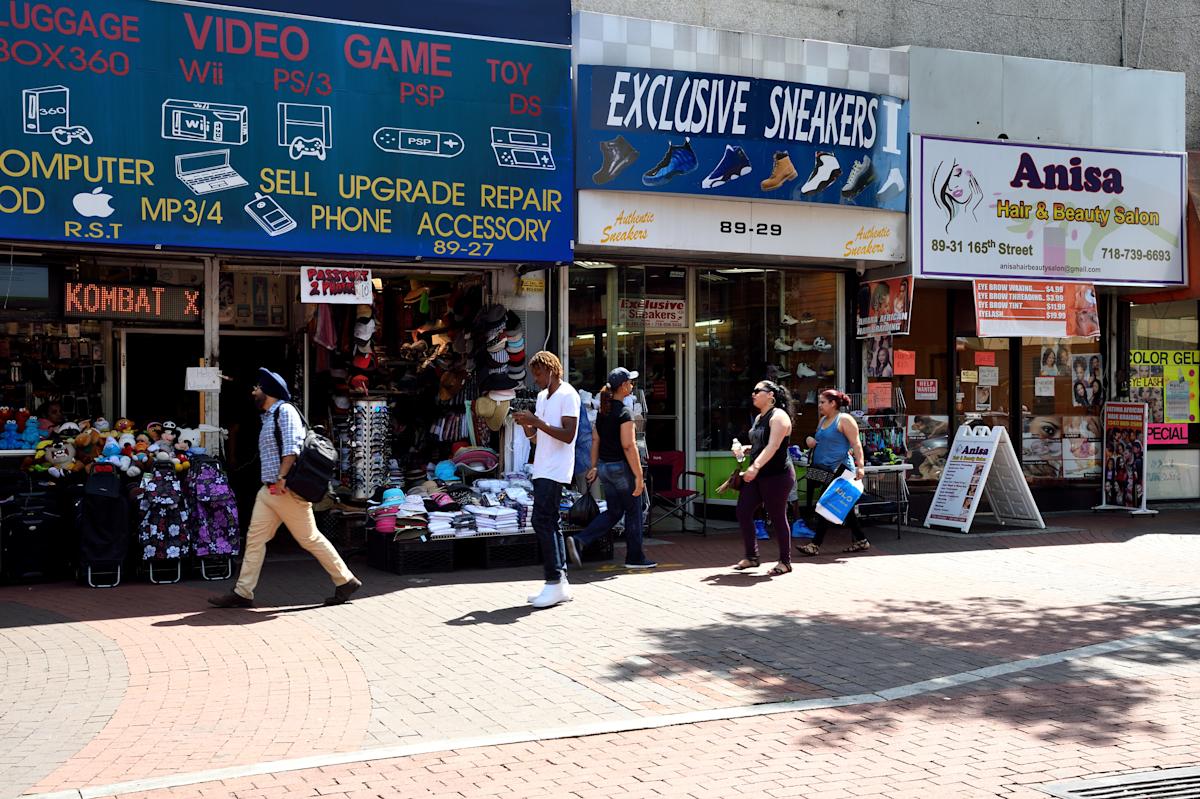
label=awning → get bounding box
[1127,150,1200,303]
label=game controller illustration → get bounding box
[287,136,326,161]
[51,125,93,146]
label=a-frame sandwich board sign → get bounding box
[925,424,1045,533]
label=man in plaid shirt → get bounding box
[208,368,361,608]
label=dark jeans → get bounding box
[532,478,567,582]
[806,465,866,546]
[574,461,646,565]
[736,468,795,564]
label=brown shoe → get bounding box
[324,577,362,606]
[207,591,253,608]
[760,151,798,191]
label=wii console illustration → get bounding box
[490,127,555,170]
[22,85,93,146]
[161,99,248,145]
[278,103,332,160]
[174,150,247,195]
[244,192,296,237]
[373,127,463,158]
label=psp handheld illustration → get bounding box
[930,159,983,232]
[374,128,464,158]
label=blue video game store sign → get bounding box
[0,0,572,261]
[577,65,908,211]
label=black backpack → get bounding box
[272,402,338,502]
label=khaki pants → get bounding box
[234,486,355,600]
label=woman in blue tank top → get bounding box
[798,389,870,556]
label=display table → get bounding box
[859,463,912,537]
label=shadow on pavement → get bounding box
[445,605,538,625]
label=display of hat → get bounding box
[437,370,466,401]
[486,334,507,353]
[349,374,370,393]
[506,335,525,352]
[487,388,517,402]
[404,284,428,304]
[356,303,373,317]
[434,460,457,481]
[479,372,519,392]
[352,352,376,371]
[505,310,522,331]
[507,365,526,382]
[473,396,510,432]
[475,350,507,370]
[480,304,507,326]
[354,339,373,355]
[507,349,525,365]
[353,318,376,341]
[256,367,291,401]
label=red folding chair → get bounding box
[647,451,707,535]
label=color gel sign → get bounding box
[577,65,908,211]
[0,0,572,261]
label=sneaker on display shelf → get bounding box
[792,339,814,351]
[773,337,793,353]
[796,363,818,378]
[780,313,799,326]
[811,336,833,351]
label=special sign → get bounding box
[0,0,572,261]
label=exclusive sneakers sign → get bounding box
[577,65,909,212]
[913,135,1185,286]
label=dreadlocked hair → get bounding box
[528,350,563,379]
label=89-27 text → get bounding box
[719,221,782,236]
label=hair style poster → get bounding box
[856,276,913,337]
[866,335,894,378]
[1070,353,1105,408]
[1063,415,1102,478]
[1103,403,1147,509]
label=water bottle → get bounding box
[732,438,745,464]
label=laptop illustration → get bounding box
[174,149,248,195]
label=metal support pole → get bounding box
[202,256,220,450]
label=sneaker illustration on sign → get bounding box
[701,144,752,189]
[841,156,876,199]
[876,166,906,203]
[593,135,639,185]
[642,137,697,186]
[800,152,841,194]
[761,151,798,191]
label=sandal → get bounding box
[732,557,760,571]
[768,562,792,576]
[843,540,871,553]
[796,543,821,556]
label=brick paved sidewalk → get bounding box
[2,509,1197,797]
[116,632,1200,799]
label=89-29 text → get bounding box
[719,221,782,236]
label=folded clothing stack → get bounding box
[464,504,520,534]
[428,511,477,538]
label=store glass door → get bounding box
[639,333,684,452]
[119,330,204,425]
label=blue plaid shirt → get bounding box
[260,400,304,484]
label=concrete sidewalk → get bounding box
[2,509,1197,798]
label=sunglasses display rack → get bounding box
[350,399,390,500]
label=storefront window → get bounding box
[1018,336,1103,482]
[695,268,840,453]
[1131,301,1199,351]
[953,337,1010,431]
[567,264,610,391]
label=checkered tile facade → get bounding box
[574,12,909,99]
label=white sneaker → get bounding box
[796,363,817,378]
[792,339,814,351]
[800,152,841,194]
[812,336,833,351]
[780,313,799,326]
[529,578,573,608]
[773,336,792,352]
[876,167,905,202]
[565,536,583,568]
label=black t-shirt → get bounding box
[596,403,633,463]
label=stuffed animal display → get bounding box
[17,415,199,480]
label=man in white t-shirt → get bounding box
[512,351,579,608]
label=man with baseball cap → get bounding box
[207,367,361,608]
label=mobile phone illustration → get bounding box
[243,192,296,237]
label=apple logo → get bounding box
[73,186,115,218]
